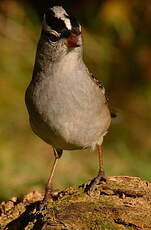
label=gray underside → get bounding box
[25,42,111,150]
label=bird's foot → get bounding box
[80,172,107,193]
[43,187,60,202]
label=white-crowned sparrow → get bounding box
[25,1,111,199]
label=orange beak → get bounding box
[67,33,81,48]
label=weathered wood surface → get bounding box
[1,176,151,230]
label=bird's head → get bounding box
[42,1,82,54]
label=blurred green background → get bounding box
[0,0,151,201]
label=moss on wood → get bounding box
[1,176,151,230]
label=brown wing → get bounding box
[90,74,117,118]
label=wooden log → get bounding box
[1,176,151,230]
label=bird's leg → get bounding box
[43,157,58,201]
[82,145,106,192]
[97,144,106,180]
[43,148,62,201]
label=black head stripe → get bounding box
[45,9,67,34]
[65,13,79,29]
[48,0,80,29]
[45,6,81,38]
[65,13,81,35]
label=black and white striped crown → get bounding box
[44,1,81,39]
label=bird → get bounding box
[25,0,111,200]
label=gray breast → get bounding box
[26,55,111,150]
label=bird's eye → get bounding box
[43,30,59,42]
[49,33,59,42]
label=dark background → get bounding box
[0,0,151,200]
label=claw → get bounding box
[80,174,107,193]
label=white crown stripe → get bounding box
[52,6,72,30]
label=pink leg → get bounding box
[82,144,106,192]
[43,148,62,201]
[98,144,105,177]
[43,157,59,201]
